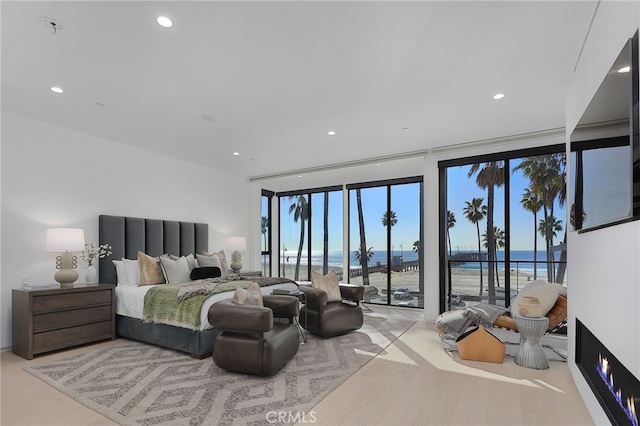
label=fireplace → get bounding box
[576,319,639,426]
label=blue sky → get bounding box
[447,160,566,252]
[276,159,568,256]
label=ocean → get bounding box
[279,249,562,275]
[281,249,418,269]
[451,250,563,275]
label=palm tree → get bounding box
[468,162,504,304]
[538,215,563,281]
[520,187,543,279]
[413,240,420,257]
[288,195,309,281]
[463,198,487,298]
[515,154,566,283]
[483,226,505,287]
[382,210,398,272]
[353,247,374,264]
[381,211,398,227]
[261,216,269,252]
[355,189,370,285]
[446,210,456,258]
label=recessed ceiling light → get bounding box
[95,102,106,109]
[157,16,173,28]
[402,128,410,132]
[327,131,336,136]
[50,87,63,94]
[297,175,303,178]
[376,163,382,167]
[232,152,240,156]
[493,93,505,100]
[618,66,631,73]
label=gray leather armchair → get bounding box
[299,284,365,338]
[208,295,300,376]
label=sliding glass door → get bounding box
[278,187,343,282]
[440,146,566,312]
[348,177,423,307]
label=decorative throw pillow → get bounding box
[190,267,222,280]
[216,250,229,275]
[112,260,128,286]
[122,259,139,286]
[311,270,342,302]
[201,250,229,275]
[232,282,263,306]
[510,280,561,317]
[169,253,197,271]
[137,251,165,286]
[196,253,222,269]
[159,256,191,284]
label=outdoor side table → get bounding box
[514,314,549,369]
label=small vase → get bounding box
[85,265,98,284]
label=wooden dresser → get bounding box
[12,284,115,359]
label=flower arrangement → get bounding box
[79,243,113,266]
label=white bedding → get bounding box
[115,280,299,331]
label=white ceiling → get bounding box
[2,1,596,189]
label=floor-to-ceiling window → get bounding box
[439,146,566,312]
[261,190,274,276]
[278,186,343,281]
[348,177,423,308]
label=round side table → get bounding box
[514,315,549,369]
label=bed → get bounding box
[98,214,298,358]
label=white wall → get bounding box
[1,111,252,349]
[565,2,640,424]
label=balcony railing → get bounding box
[447,259,567,308]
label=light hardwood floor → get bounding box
[1,306,593,426]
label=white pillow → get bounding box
[122,259,139,286]
[112,260,128,286]
[311,270,342,302]
[159,256,191,284]
[510,280,561,316]
[169,253,198,271]
[196,253,222,269]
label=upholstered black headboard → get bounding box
[98,215,209,284]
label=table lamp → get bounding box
[226,236,246,273]
[46,228,85,288]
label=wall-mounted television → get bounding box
[571,30,639,231]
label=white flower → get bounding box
[79,243,113,266]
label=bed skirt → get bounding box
[116,315,220,359]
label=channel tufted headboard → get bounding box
[98,215,208,285]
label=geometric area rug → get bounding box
[24,314,415,426]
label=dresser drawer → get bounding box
[33,321,113,352]
[33,305,112,332]
[32,290,112,312]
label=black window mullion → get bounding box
[504,159,511,307]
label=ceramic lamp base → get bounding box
[54,251,79,287]
[230,250,242,273]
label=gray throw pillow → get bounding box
[196,253,222,269]
[159,256,191,284]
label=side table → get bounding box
[271,290,307,343]
[514,314,549,369]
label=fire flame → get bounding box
[598,354,638,426]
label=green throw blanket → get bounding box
[142,277,296,330]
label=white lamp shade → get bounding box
[226,236,246,252]
[46,228,85,252]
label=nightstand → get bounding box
[12,284,115,360]
[239,270,262,278]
